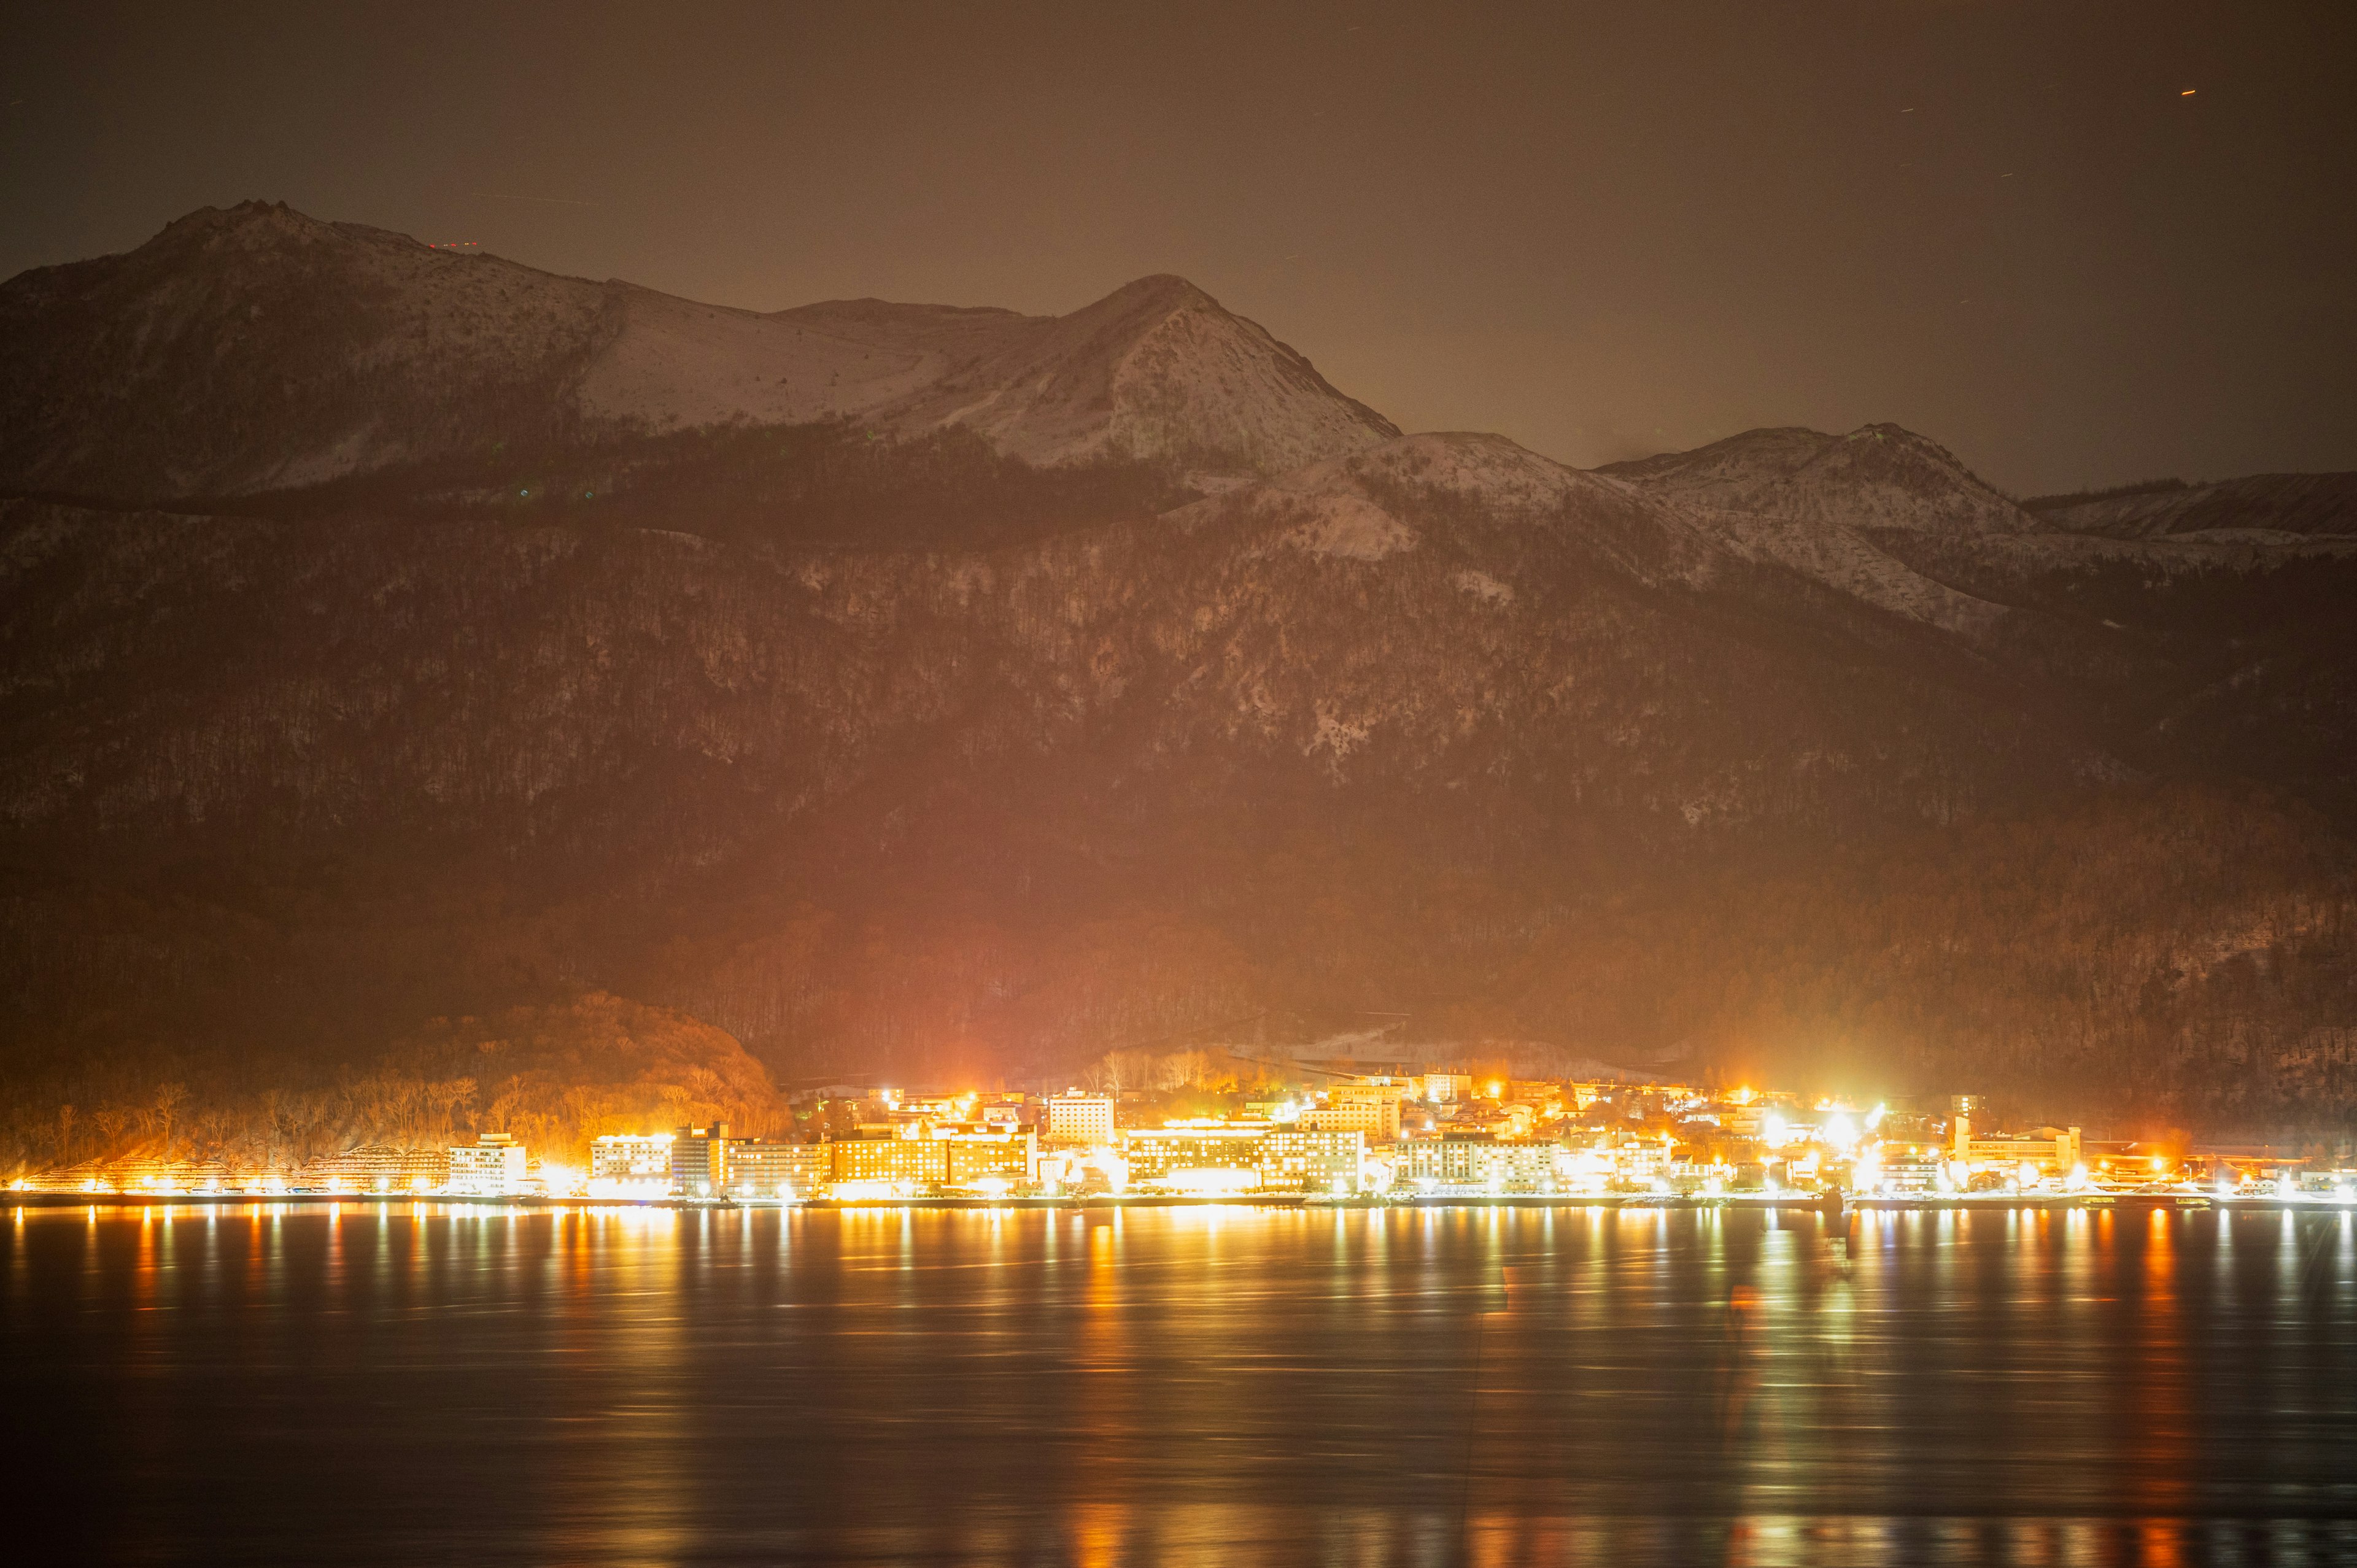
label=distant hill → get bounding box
[390,995,784,1163]
[1601,422,2032,536]
[2023,472,2357,539]
[18,995,779,1178]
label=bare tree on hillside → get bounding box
[153,1083,188,1161]
[259,1089,288,1165]
[429,1078,477,1138]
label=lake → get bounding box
[7,1202,2357,1564]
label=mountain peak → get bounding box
[1840,421,1987,482]
[151,199,419,263]
[161,198,314,235]
[1,207,1398,498]
[0,201,626,497]
[830,274,1398,476]
[1094,272,1216,309]
[1603,421,2029,536]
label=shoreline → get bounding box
[6,1191,2310,1213]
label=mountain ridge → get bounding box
[0,201,1396,500]
[2024,471,2357,539]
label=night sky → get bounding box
[4,1,2351,495]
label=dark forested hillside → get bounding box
[4,415,2354,1162]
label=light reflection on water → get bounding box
[6,1202,2357,1566]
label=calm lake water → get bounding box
[7,1202,2357,1566]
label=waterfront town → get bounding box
[13,1067,2357,1207]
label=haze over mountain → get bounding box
[4,203,2355,1167]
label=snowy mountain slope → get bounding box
[1169,431,1724,584]
[872,274,1399,473]
[1603,423,2034,536]
[1585,423,2029,638]
[572,287,972,431]
[2025,472,2357,539]
[0,203,1396,500]
[0,203,614,496]
[1600,423,2357,644]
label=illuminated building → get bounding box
[1121,1123,1272,1184]
[1258,1128,1364,1191]
[587,1134,671,1198]
[313,1143,450,1193]
[943,1129,1037,1188]
[446,1133,526,1197]
[1422,1073,1473,1103]
[1044,1092,1115,1146]
[973,1094,1029,1128]
[671,1123,733,1197]
[832,1134,949,1187]
[1506,1081,1565,1113]
[1878,1154,1946,1195]
[657,1126,994,1200]
[1394,1137,1560,1192]
[726,1140,831,1199]
[1721,1103,1768,1138]
[1302,1084,1403,1140]
[1113,1122,1368,1194]
[1960,1125,2082,1175]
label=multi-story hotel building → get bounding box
[726,1141,832,1199]
[589,1134,671,1198]
[942,1130,1036,1188]
[1393,1137,1560,1193]
[1258,1128,1366,1191]
[314,1144,450,1194]
[446,1133,527,1197]
[832,1134,949,1187]
[1958,1124,2083,1176]
[671,1124,734,1197]
[1302,1084,1404,1141]
[1043,1092,1116,1147]
[1121,1123,1273,1183]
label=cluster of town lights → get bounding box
[15,1077,2355,1207]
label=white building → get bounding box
[447,1133,527,1197]
[1959,1124,2083,1176]
[1393,1138,1562,1193]
[1045,1092,1116,1147]
[1303,1084,1403,1141]
[1422,1073,1473,1104]
[589,1134,672,1199]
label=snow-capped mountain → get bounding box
[0,203,1395,499]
